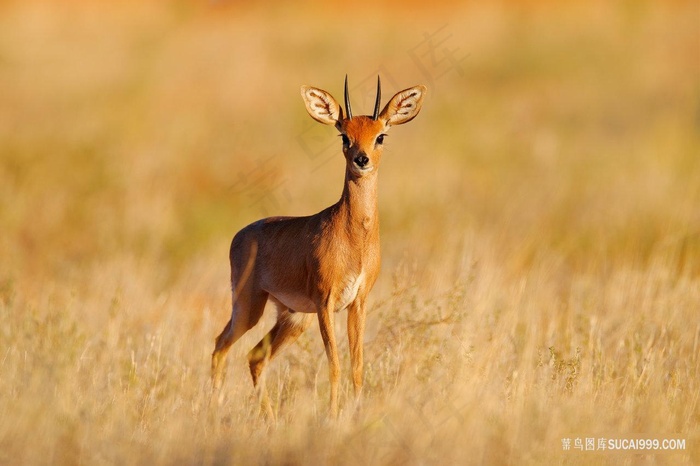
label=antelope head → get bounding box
[301,76,427,178]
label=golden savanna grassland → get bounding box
[0,1,698,464]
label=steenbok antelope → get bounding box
[211,76,426,418]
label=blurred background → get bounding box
[0,0,698,464]
[2,0,697,284]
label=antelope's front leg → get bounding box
[317,302,340,419]
[347,298,366,400]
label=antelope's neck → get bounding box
[337,170,379,236]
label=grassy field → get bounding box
[1,1,698,464]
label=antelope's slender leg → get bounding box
[347,298,366,401]
[248,307,313,419]
[317,302,340,419]
[211,289,268,392]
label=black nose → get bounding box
[354,155,369,168]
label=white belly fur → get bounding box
[271,291,317,314]
[270,271,365,314]
[335,271,365,312]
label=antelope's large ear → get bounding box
[379,85,427,127]
[301,86,342,126]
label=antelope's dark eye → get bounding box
[341,134,350,147]
[376,134,385,145]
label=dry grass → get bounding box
[1,1,699,465]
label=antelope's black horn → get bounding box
[372,76,381,120]
[344,75,352,120]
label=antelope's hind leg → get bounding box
[211,288,268,392]
[248,303,313,419]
